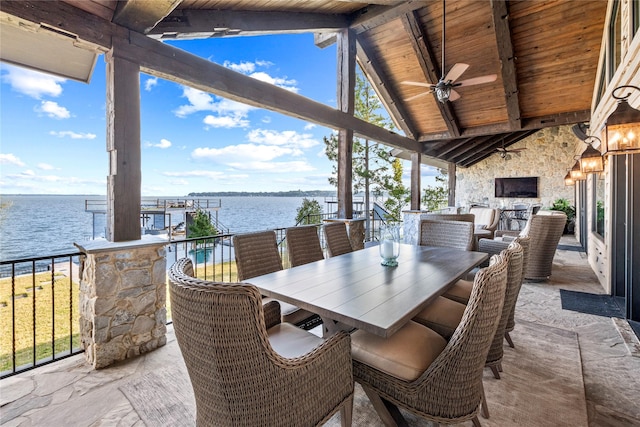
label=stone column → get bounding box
[75,236,167,369]
[324,218,366,250]
[402,210,429,245]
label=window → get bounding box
[592,174,605,239]
[609,0,622,81]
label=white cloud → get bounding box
[223,61,256,73]
[0,153,25,166]
[1,65,65,99]
[246,129,319,149]
[261,116,272,124]
[38,163,55,170]
[168,178,189,186]
[227,160,314,172]
[249,71,298,93]
[49,130,97,139]
[36,101,70,119]
[203,114,249,128]
[153,139,172,149]
[163,170,225,179]
[174,87,254,130]
[144,77,158,91]
[192,144,300,162]
[304,123,317,130]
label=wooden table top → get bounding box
[249,244,488,338]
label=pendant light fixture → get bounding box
[604,85,640,155]
[579,136,604,174]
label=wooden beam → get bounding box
[418,109,592,142]
[315,1,426,48]
[356,37,417,139]
[411,152,421,210]
[447,162,456,207]
[443,135,497,162]
[118,30,422,152]
[0,0,115,51]
[150,9,349,39]
[457,130,538,167]
[106,43,141,242]
[490,0,521,129]
[337,28,356,219]
[401,10,461,138]
[113,0,182,34]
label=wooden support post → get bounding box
[106,45,141,242]
[337,28,355,219]
[411,152,421,210]
[448,162,457,207]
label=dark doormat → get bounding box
[560,289,624,318]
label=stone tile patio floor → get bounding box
[2,236,640,426]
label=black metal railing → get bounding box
[0,252,84,378]
[1,213,386,378]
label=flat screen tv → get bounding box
[495,177,539,198]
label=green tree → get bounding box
[295,198,323,225]
[421,169,449,211]
[324,70,409,228]
[377,159,411,221]
[187,209,217,238]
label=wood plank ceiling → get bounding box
[60,0,607,168]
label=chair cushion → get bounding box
[351,321,447,382]
[412,296,466,340]
[267,322,323,358]
[470,207,494,228]
[443,279,473,304]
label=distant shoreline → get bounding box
[188,191,338,197]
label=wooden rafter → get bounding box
[150,9,349,38]
[401,10,461,138]
[457,131,537,167]
[356,37,417,139]
[114,0,182,34]
[490,0,520,130]
[315,1,425,48]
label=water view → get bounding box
[0,194,328,262]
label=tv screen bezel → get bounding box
[494,176,539,198]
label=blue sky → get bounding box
[1,33,438,196]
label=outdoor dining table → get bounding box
[249,243,488,338]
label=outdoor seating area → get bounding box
[2,236,639,426]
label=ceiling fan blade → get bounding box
[404,91,432,102]
[443,63,469,82]
[508,148,527,152]
[448,89,461,102]
[401,81,434,88]
[455,74,498,87]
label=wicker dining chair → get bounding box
[494,212,566,281]
[286,225,324,267]
[233,230,316,326]
[169,258,354,427]
[419,219,475,251]
[324,222,353,257]
[351,253,509,427]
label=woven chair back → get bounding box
[422,213,475,224]
[486,243,523,366]
[286,225,324,267]
[324,222,353,257]
[419,219,474,251]
[524,213,567,280]
[233,230,283,281]
[169,258,354,426]
[352,252,509,423]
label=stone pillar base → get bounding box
[75,236,167,369]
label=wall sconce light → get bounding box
[570,160,586,181]
[579,136,604,173]
[604,85,640,155]
[564,171,575,186]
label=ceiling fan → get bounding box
[492,138,527,159]
[401,0,497,103]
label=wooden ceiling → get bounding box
[57,0,608,167]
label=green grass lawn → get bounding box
[1,259,243,372]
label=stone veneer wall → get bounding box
[78,241,167,368]
[456,126,580,210]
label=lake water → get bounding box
[0,195,328,262]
